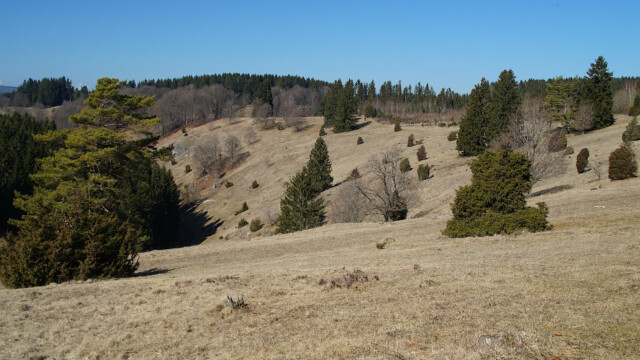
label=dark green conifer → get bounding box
[488,70,521,141]
[306,137,333,194]
[275,167,325,234]
[583,56,614,129]
[457,78,492,156]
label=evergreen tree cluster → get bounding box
[457,70,522,156]
[137,73,329,101]
[321,80,357,132]
[0,113,56,235]
[14,77,86,107]
[0,78,181,288]
[276,138,332,234]
[443,151,550,237]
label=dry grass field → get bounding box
[1,115,639,359]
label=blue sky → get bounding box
[1,0,637,93]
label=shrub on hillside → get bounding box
[185,164,192,173]
[364,104,378,118]
[622,117,640,142]
[407,134,415,147]
[564,146,574,155]
[608,143,638,180]
[357,136,364,145]
[345,168,361,181]
[443,151,550,238]
[576,148,589,174]
[319,124,327,136]
[417,164,431,181]
[225,181,234,188]
[394,122,401,132]
[249,218,263,232]
[235,202,248,215]
[548,130,567,152]
[416,145,427,161]
[447,131,458,141]
[399,158,412,173]
[238,218,248,228]
[251,180,259,189]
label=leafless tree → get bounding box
[0,95,10,107]
[223,97,237,124]
[225,134,241,166]
[244,127,257,144]
[11,93,29,107]
[502,100,566,185]
[193,135,221,175]
[591,161,603,181]
[354,146,415,221]
[51,98,84,129]
[254,101,275,130]
[329,180,368,223]
[262,199,278,225]
[571,102,594,134]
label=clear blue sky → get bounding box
[1,0,637,93]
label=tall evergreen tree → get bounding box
[457,78,492,156]
[333,79,357,133]
[322,80,343,127]
[255,80,273,107]
[306,137,333,193]
[583,56,614,129]
[0,78,173,288]
[488,69,521,141]
[275,167,325,234]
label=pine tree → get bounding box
[488,70,521,141]
[583,56,614,129]
[275,167,325,234]
[306,137,333,194]
[0,78,167,288]
[457,78,492,156]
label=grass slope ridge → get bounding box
[1,115,639,359]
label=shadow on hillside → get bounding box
[134,268,172,277]
[178,203,223,247]
[353,121,371,130]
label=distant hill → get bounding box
[0,86,17,94]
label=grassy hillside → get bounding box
[1,115,638,359]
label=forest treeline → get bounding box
[1,73,638,137]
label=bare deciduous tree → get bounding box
[223,96,237,124]
[571,102,594,134]
[225,134,241,166]
[329,180,368,223]
[254,101,275,130]
[244,127,257,144]
[355,146,414,221]
[501,100,566,185]
[193,135,221,175]
[51,98,84,129]
[262,199,278,225]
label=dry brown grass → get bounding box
[1,116,639,359]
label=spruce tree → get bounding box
[322,80,342,127]
[333,80,357,133]
[275,167,325,234]
[457,78,492,156]
[306,137,333,193]
[583,56,614,129]
[488,70,521,142]
[255,80,273,108]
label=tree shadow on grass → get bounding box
[177,202,223,247]
[353,121,371,130]
[134,268,172,277]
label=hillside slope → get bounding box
[1,116,639,359]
